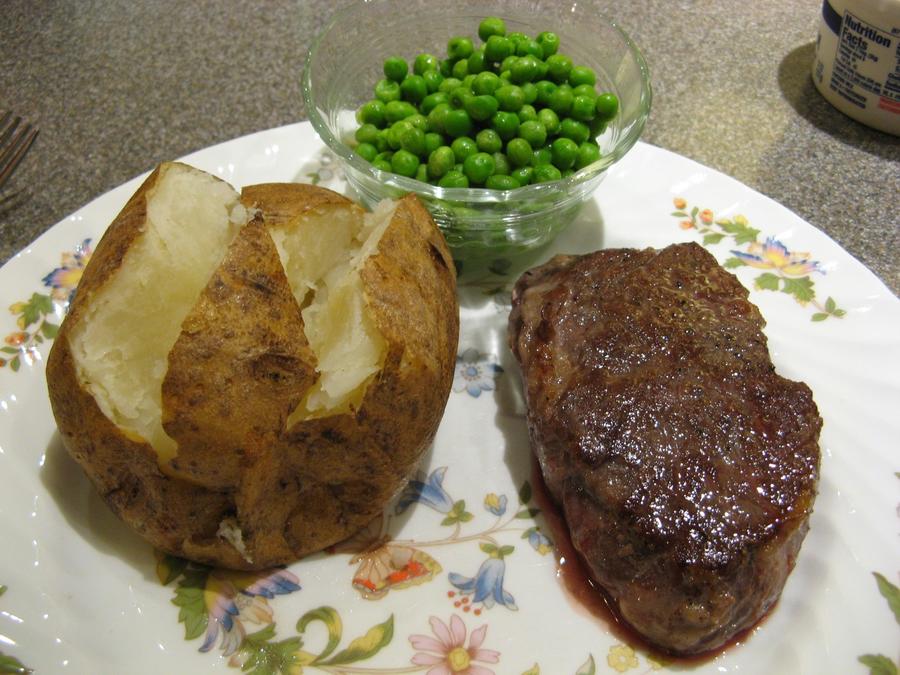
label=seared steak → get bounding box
[508,242,821,655]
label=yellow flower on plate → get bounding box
[607,644,639,672]
[673,197,687,210]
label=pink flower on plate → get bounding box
[409,614,500,674]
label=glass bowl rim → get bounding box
[301,0,652,204]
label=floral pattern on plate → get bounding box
[671,199,845,321]
[1,238,91,373]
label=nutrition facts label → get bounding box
[829,10,900,113]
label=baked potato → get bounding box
[46,162,459,570]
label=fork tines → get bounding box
[0,111,39,191]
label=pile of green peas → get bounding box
[352,16,619,190]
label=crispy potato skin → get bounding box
[47,173,459,570]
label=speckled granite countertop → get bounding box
[1,0,897,294]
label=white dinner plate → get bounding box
[0,122,897,675]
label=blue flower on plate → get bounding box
[483,493,507,516]
[453,347,504,398]
[526,527,553,556]
[395,466,455,515]
[448,553,518,611]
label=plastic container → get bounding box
[812,0,900,135]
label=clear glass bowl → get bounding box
[302,0,651,283]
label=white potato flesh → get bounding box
[69,164,247,463]
[275,200,394,423]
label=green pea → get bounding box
[355,142,378,162]
[414,164,428,182]
[485,174,520,190]
[546,54,573,83]
[407,113,428,130]
[387,120,412,149]
[438,170,469,188]
[463,152,495,184]
[538,107,560,134]
[467,49,487,75]
[518,120,547,148]
[484,35,514,62]
[551,137,579,170]
[511,165,534,185]
[384,100,417,123]
[383,56,408,82]
[507,32,528,50]
[571,95,596,121]
[499,70,512,82]
[357,100,386,127]
[595,92,619,121]
[575,141,601,169]
[399,126,426,156]
[536,31,560,58]
[414,53,440,75]
[521,82,538,104]
[374,129,390,152]
[568,65,596,87]
[421,91,449,115]
[449,86,474,109]
[518,104,538,123]
[506,137,533,167]
[427,146,456,179]
[491,110,520,140]
[462,74,477,88]
[559,117,590,144]
[448,36,474,61]
[426,102,452,133]
[438,77,463,94]
[549,85,573,115]
[500,55,519,74]
[451,136,478,162]
[534,80,557,106]
[401,75,428,104]
[533,147,553,165]
[478,17,506,41]
[492,151,511,175]
[533,163,562,183]
[391,149,419,177]
[517,39,544,59]
[534,58,549,80]
[451,58,469,79]
[510,55,541,83]
[424,132,443,155]
[472,71,502,95]
[444,108,473,138]
[495,84,525,111]
[465,94,499,122]
[422,69,444,93]
[572,84,597,100]
[375,150,393,162]
[439,58,453,77]
[355,123,380,144]
[476,128,502,153]
[589,117,608,137]
[375,79,401,103]
[372,158,392,172]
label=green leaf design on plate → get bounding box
[874,572,900,626]
[297,606,342,663]
[812,313,829,322]
[442,500,474,526]
[40,322,59,339]
[518,480,532,504]
[0,653,30,674]
[522,664,541,675]
[858,654,898,675]
[702,233,726,245]
[172,568,210,640]
[319,615,394,666]
[575,654,596,675]
[755,272,781,292]
[781,277,815,303]
[515,507,540,519]
[156,553,189,586]
[238,624,304,675]
[723,257,745,269]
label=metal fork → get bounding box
[0,111,39,192]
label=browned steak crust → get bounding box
[508,242,821,655]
